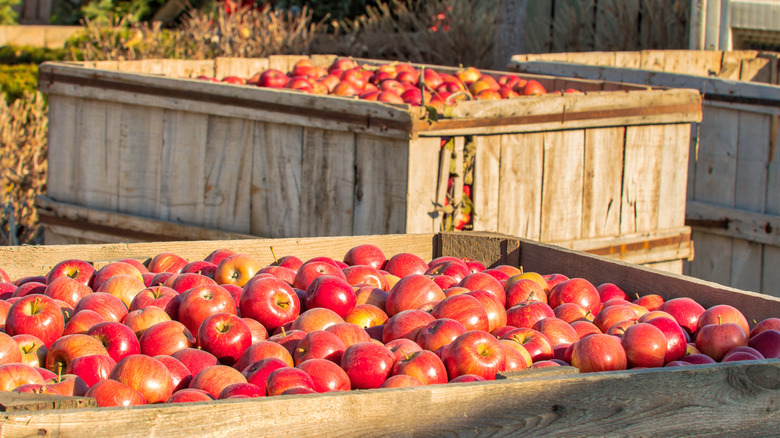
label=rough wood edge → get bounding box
[686,200,780,246]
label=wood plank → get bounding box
[0,235,437,281]
[496,132,543,240]
[352,134,408,235]
[214,57,270,80]
[740,58,772,84]
[581,127,624,239]
[299,129,357,237]
[644,259,683,275]
[433,140,451,232]
[689,230,733,287]
[639,50,666,71]
[657,124,690,228]
[250,122,303,238]
[0,392,95,412]
[686,201,780,247]
[159,110,208,225]
[541,130,585,242]
[764,114,780,296]
[116,104,164,218]
[202,115,254,234]
[620,125,663,234]
[75,100,120,211]
[613,51,641,69]
[2,361,778,437]
[471,135,501,232]
[45,95,79,204]
[405,137,441,234]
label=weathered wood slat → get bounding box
[405,136,441,234]
[471,135,501,232]
[0,392,96,412]
[581,127,624,239]
[496,132,543,240]
[686,201,780,247]
[541,130,585,242]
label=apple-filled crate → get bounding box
[0,232,777,436]
[510,50,780,296]
[38,55,699,273]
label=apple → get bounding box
[324,322,371,348]
[593,304,639,333]
[304,275,356,318]
[570,320,602,339]
[107,354,173,403]
[291,307,345,333]
[154,355,192,391]
[6,294,65,347]
[149,272,176,287]
[87,321,141,363]
[13,333,47,367]
[501,327,554,362]
[45,333,109,374]
[696,320,748,361]
[506,279,547,308]
[166,388,214,403]
[286,77,314,93]
[292,260,346,291]
[296,358,350,393]
[750,318,780,337]
[597,283,628,302]
[384,253,429,279]
[63,309,105,335]
[265,367,315,396]
[723,346,765,360]
[416,318,467,352]
[621,323,667,368]
[85,379,147,407]
[748,329,780,359]
[441,330,505,381]
[257,265,296,285]
[268,329,308,358]
[340,342,396,389]
[66,354,116,388]
[167,273,217,294]
[344,303,388,330]
[234,341,294,372]
[92,262,143,291]
[214,253,263,287]
[532,317,579,346]
[197,313,252,366]
[240,276,300,332]
[499,340,533,372]
[520,80,547,95]
[548,278,600,314]
[139,320,195,357]
[659,297,705,335]
[385,274,445,317]
[391,349,447,385]
[95,274,146,308]
[0,331,21,365]
[129,285,180,317]
[458,272,506,307]
[382,309,436,343]
[73,292,128,323]
[13,383,62,395]
[506,301,555,329]
[123,306,171,337]
[633,294,665,311]
[44,276,92,308]
[571,334,627,372]
[0,363,44,391]
[292,330,347,366]
[343,244,386,269]
[425,261,470,283]
[189,364,247,399]
[431,294,489,332]
[12,281,47,297]
[147,252,188,274]
[354,287,388,310]
[553,302,593,324]
[242,357,289,391]
[203,248,237,266]
[697,304,750,337]
[178,284,236,335]
[343,265,388,290]
[180,261,217,278]
[172,348,219,377]
[218,382,264,399]
[641,316,687,364]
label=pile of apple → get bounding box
[199,58,581,109]
[0,244,777,408]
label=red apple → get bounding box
[385,274,445,317]
[6,294,65,347]
[344,304,388,330]
[44,276,92,308]
[123,306,170,337]
[73,292,128,323]
[416,318,467,352]
[62,309,105,336]
[549,278,600,314]
[292,330,346,366]
[139,320,195,357]
[441,330,506,381]
[343,244,386,269]
[392,349,447,385]
[304,275,356,318]
[697,304,750,337]
[748,329,780,359]
[13,333,47,367]
[597,283,628,302]
[154,355,192,391]
[750,318,780,337]
[384,253,429,279]
[45,333,108,373]
[147,252,189,274]
[166,388,214,403]
[255,69,289,88]
[292,260,346,291]
[324,322,371,348]
[354,287,388,310]
[213,253,263,287]
[178,284,236,335]
[92,262,143,291]
[431,294,489,332]
[66,354,116,388]
[532,317,579,346]
[659,297,705,335]
[12,281,46,298]
[87,321,141,363]
[633,293,665,311]
[593,304,639,333]
[571,334,627,372]
[268,329,308,358]
[167,273,217,294]
[297,358,351,393]
[385,338,423,361]
[172,348,219,377]
[458,272,506,307]
[129,285,180,319]
[0,331,21,365]
[506,279,547,308]
[219,382,264,399]
[85,379,146,407]
[340,342,396,389]
[501,327,554,362]
[189,364,246,399]
[265,366,315,396]
[506,301,555,329]
[645,316,687,363]
[621,322,667,368]
[235,340,294,372]
[291,307,345,333]
[696,321,748,361]
[240,276,300,332]
[180,261,218,278]
[197,313,252,366]
[382,309,435,343]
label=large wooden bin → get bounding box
[0,232,777,436]
[38,55,700,273]
[510,50,780,296]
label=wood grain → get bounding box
[116,103,164,218]
[405,136,442,234]
[497,132,543,240]
[541,130,585,242]
[471,135,501,232]
[581,127,624,239]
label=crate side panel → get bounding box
[541,129,585,242]
[496,132,544,240]
[46,95,79,204]
[352,134,409,235]
[159,110,208,225]
[581,127,624,239]
[405,136,442,234]
[657,123,690,229]
[202,115,254,234]
[76,100,120,211]
[472,135,502,232]
[299,128,356,237]
[250,122,304,238]
[117,104,164,218]
[620,125,664,234]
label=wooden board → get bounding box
[496,132,544,240]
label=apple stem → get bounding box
[280,326,286,337]
[636,293,641,300]
[718,315,722,325]
[270,246,278,264]
[402,350,411,361]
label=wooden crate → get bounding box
[0,232,777,436]
[510,50,780,296]
[38,55,701,273]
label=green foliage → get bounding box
[0,64,39,104]
[51,0,205,25]
[0,0,20,24]
[0,45,67,65]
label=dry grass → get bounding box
[69,5,322,61]
[0,91,47,246]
